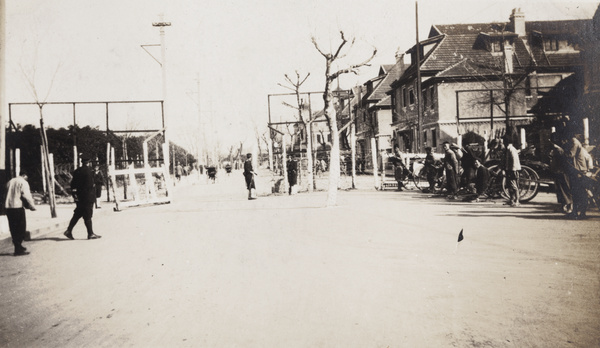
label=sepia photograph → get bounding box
[0,0,599,346]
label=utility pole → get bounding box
[152,19,171,175]
[0,0,6,199]
[196,73,203,173]
[415,0,423,153]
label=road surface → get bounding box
[1,172,599,347]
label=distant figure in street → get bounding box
[4,171,36,256]
[64,156,102,240]
[243,153,257,200]
[175,162,183,182]
[502,136,521,207]
[442,142,459,199]
[287,156,298,195]
[93,165,104,209]
[423,147,438,193]
[391,146,407,191]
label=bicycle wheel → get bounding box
[412,166,427,191]
[587,179,600,211]
[485,165,506,199]
[501,165,540,202]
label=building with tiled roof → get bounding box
[388,8,592,154]
[354,58,406,170]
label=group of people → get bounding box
[390,133,597,219]
[4,156,102,256]
[435,137,522,206]
[549,134,595,220]
[389,137,525,206]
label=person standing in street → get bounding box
[64,157,102,240]
[502,136,522,207]
[4,171,36,256]
[391,146,407,191]
[564,136,594,220]
[93,165,104,209]
[442,142,459,199]
[549,134,572,214]
[287,155,298,195]
[243,153,257,200]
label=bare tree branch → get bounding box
[330,46,377,81]
[311,36,330,59]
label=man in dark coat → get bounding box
[243,153,257,200]
[64,157,101,240]
[286,156,298,195]
[442,142,459,199]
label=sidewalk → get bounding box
[0,198,115,251]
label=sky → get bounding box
[5,0,599,156]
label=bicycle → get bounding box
[484,163,540,202]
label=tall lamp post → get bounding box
[152,20,171,176]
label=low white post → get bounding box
[371,138,378,189]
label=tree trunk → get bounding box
[325,102,340,207]
[38,106,57,218]
[305,122,314,193]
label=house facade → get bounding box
[389,8,591,153]
[355,60,405,168]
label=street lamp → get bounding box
[152,20,171,176]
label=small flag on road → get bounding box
[457,229,464,242]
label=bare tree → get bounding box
[279,71,315,192]
[312,31,376,206]
[20,59,61,218]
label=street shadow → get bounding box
[0,253,16,257]
[28,237,71,242]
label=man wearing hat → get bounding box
[64,156,101,240]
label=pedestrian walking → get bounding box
[64,156,102,240]
[4,171,36,256]
[93,165,104,209]
[442,142,459,199]
[243,153,257,200]
[502,136,522,207]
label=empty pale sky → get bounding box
[5,0,598,153]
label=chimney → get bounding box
[509,8,526,36]
[395,49,405,70]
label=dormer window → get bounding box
[544,38,559,51]
[490,40,502,52]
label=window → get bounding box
[408,88,415,105]
[428,86,435,109]
[422,88,428,108]
[544,38,559,51]
[402,87,408,107]
[423,131,428,146]
[431,129,437,147]
[525,77,532,97]
[490,40,502,52]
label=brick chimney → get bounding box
[395,48,406,70]
[509,8,526,36]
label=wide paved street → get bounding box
[1,171,599,347]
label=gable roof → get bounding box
[394,15,590,86]
[365,61,406,102]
